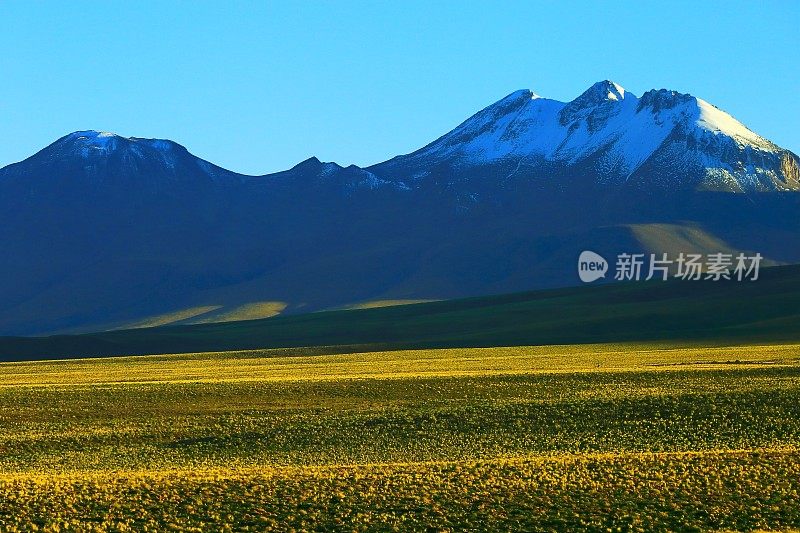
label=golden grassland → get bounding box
[1,342,799,531]
[3,450,800,532]
[3,342,798,387]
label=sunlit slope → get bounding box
[73,301,288,333]
[114,305,222,330]
[1,265,798,361]
[629,223,749,257]
[185,301,287,324]
[339,299,440,310]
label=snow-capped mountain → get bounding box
[0,81,798,336]
[17,130,247,183]
[371,81,800,193]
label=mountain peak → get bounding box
[291,156,342,172]
[0,130,248,188]
[592,80,626,101]
[50,131,190,161]
[370,80,797,193]
[67,130,120,140]
[637,88,694,113]
[573,80,628,106]
[296,156,322,166]
[61,130,126,150]
[557,80,630,127]
[502,89,541,102]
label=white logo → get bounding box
[578,250,608,283]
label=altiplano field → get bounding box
[1,343,799,531]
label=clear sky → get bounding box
[1,0,798,175]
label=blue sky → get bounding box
[1,1,798,174]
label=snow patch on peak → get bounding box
[53,131,194,169]
[63,131,125,157]
[578,80,628,104]
[65,130,124,145]
[492,89,543,107]
[607,82,625,101]
[66,131,180,151]
[693,98,774,150]
[68,130,118,138]
[557,81,634,129]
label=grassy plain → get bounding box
[1,343,799,530]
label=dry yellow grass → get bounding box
[1,342,799,530]
[1,342,797,388]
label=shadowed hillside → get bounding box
[1,264,798,361]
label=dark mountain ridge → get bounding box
[1,82,798,335]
